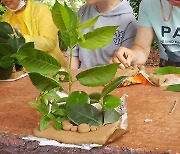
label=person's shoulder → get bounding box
[141,0,151,4]
[78,3,92,16]
[140,0,158,7]
[31,0,49,11]
[118,13,137,26]
[29,0,51,16]
[115,0,134,14]
[113,0,136,20]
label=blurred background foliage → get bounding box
[0,3,6,21]
[128,0,141,20]
[0,0,142,15]
[0,0,157,49]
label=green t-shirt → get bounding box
[138,0,180,62]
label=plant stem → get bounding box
[67,48,73,94]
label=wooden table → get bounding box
[0,69,180,153]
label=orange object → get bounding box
[132,73,148,84]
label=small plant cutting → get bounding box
[14,1,127,145]
[0,22,31,80]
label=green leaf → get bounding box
[53,121,62,130]
[52,1,69,31]
[47,113,57,121]
[0,66,13,80]
[66,91,89,107]
[40,116,50,131]
[42,95,49,105]
[103,109,120,125]
[30,102,48,115]
[13,48,61,75]
[54,109,66,116]
[19,42,34,50]
[76,63,119,87]
[56,116,67,122]
[61,31,78,49]
[76,29,85,42]
[0,30,9,43]
[101,76,126,98]
[61,30,78,49]
[60,31,71,47]
[0,56,14,68]
[67,104,102,126]
[89,92,101,104]
[7,36,25,53]
[46,89,61,101]
[103,95,121,110]
[29,102,42,109]
[29,73,62,92]
[51,102,59,113]
[166,84,180,92]
[155,66,180,75]
[64,3,77,32]
[0,43,14,56]
[6,36,18,53]
[58,32,68,51]
[79,26,118,49]
[58,97,68,103]
[79,15,100,29]
[29,102,37,107]
[0,22,13,34]
[69,30,78,49]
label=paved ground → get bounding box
[0,71,180,153]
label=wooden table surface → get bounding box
[0,69,180,153]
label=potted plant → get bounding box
[0,22,32,80]
[13,1,127,145]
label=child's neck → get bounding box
[96,0,122,13]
